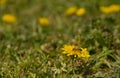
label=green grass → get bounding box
[0,0,120,78]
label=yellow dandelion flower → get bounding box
[65,6,77,16]
[100,6,111,14]
[61,45,90,58]
[38,17,49,26]
[78,48,90,58]
[76,8,86,16]
[109,4,120,12]
[0,0,6,5]
[2,14,17,23]
[61,45,78,55]
[100,4,120,14]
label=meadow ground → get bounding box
[0,0,120,78]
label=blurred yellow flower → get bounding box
[38,17,49,26]
[100,4,120,14]
[0,0,6,5]
[2,14,17,23]
[65,6,77,16]
[109,4,120,12]
[61,45,90,58]
[76,8,86,16]
[100,6,111,14]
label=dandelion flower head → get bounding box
[109,4,120,12]
[65,6,77,16]
[2,14,17,23]
[61,45,90,58]
[100,4,120,14]
[100,6,111,14]
[38,17,49,26]
[76,8,86,16]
